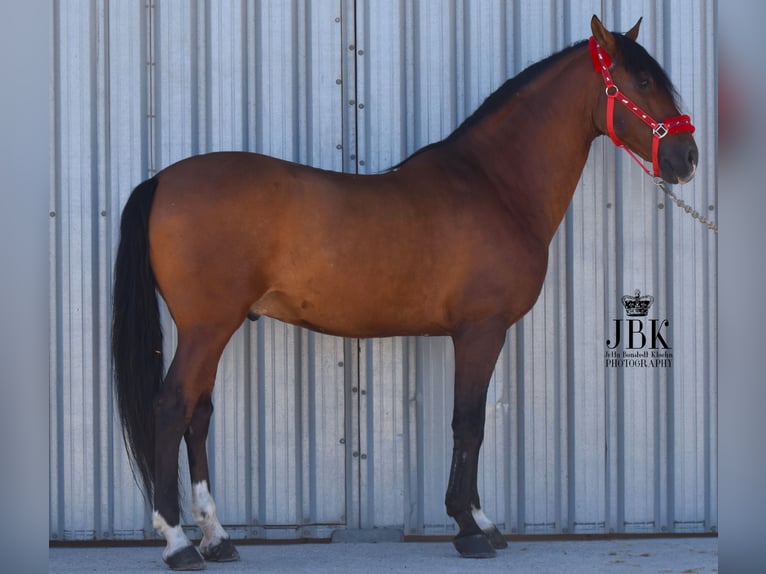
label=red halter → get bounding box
[589,37,695,178]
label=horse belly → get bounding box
[249,274,450,339]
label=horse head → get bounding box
[590,15,698,184]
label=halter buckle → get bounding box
[653,123,668,138]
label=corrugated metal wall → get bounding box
[50,0,717,542]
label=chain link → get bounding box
[652,178,718,233]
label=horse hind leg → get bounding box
[152,378,204,570]
[152,328,235,570]
[446,321,509,558]
[185,396,240,562]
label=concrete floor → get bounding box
[49,537,717,573]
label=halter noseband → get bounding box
[589,37,695,178]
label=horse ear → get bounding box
[591,15,617,59]
[625,17,642,41]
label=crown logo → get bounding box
[621,289,654,317]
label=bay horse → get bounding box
[112,16,697,570]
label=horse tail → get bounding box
[112,176,163,502]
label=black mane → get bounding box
[447,40,588,141]
[393,33,678,169]
[391,40,587,169]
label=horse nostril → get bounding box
[687,146,699,168]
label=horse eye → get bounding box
[638,78,651,89]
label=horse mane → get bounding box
[392,33,679,170]
[390,40,587,169]
[446,40,589,142]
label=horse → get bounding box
[112,16,697,570]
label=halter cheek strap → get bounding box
[589,37,695,178]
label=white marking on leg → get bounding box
[471,504,494,532]
[152,511,192,560]
[192,480,229,551]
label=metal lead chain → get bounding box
[653,178,718,233]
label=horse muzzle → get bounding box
[658,135,698,184]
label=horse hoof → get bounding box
[163,545,206,571]
[201,537,241,562]
[453,533,497,558]
[483,524,508,549]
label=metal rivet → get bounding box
[101,210,107,216]
[658,203,665,209]
[349,154,356,160]
[339,438,345,444]
[348,99,355,106]
[358,103,364,109]
[336,78,342,85]
[348,44,355,50]
[352,387,358,393]
[337,360,344,366]
[606,203,612,209]
[353,451,359,458]
[49,211,56,217]
[360,389,366,395]
[358,49,364,56]
[336,144,342,150]
[360,454,367,460]
[359,160,365,166]
[335,17,340,23]
[708,205,715,211]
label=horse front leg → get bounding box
[446,320,508,558]
[185,396,240,562]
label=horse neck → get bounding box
[441,44,601,245]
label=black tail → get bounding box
[112,176,163,502]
